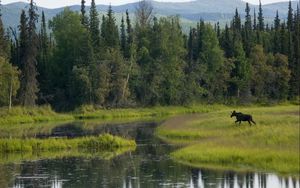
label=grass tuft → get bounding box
[0,134,136,153]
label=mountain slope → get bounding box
[1,0,298,30]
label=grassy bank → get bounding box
[0,104,226,125]
[73,104,226,119]
[0,106,74,125]
[156,105,300,175]
[0,134,136,153]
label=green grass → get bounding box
[0,134,136,153]
[0,104,225,125]
[156,105,300,175]
[73,104,226,119]
[0,106,74,125]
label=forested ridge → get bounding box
[0,0,299,111]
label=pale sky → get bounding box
[1,0,293,8]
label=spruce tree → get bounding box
[0,0,8,58]
[258,0,264,31]
[216,22,221,39]
[101,5,119,49]
[290,4,300,98]
[80,0,89,28]
[287,0,293,32]
[293,4,300,97]
[253,8,257,30]
[244,3,252,57]
[37,11,50,102]
[89,0,100,50]
[280,22,288,54]
[273,11,281,54]
[19,0,39,106]
[233,8,241,32]
[125,10,133,59]
[18,10,28,69]
[187,28,194,61]
[198,20,205,55]
[199,24,225,100]
[221,24,234,58]
[233,40,250,99]
[120,16,126,57]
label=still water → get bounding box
[0,120,299,188]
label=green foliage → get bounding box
[3,1,300,109]
[0,57,20,106]
[49,8,93,109]
[106,49,129,106]
[101,6,119,49]
[89,0,100,50]
[271,54,291,100]
[0,10,9,58]
[18,1,39,107]
[231,40,251,98]
[70,66,92,106]
[249,45,271,99]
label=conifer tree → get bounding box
[18,10,27,69]
[273,11,281,54]
[258,0,264,31]
[125,10,133,59]
[280,22,288,55]
[89,0,100,50]
[19,0,39,106]
[0,0,8,58]
[221,24,234,58]
[37,11,50,102]
[287,0,293,32]
[244,3,252,57]
[198,20,205,55]
[101,5,119,49]
[253,8,257,30]
[233,8,241,32]
[199,24,225,100]
[289,3,300,98]
[120,16,127,57]
[80,0,89,28]
[232,40,250,98]
[187,28,194,61]
[292,4,300,97]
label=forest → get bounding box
[0,0,299,111]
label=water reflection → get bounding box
[0,120,298,188]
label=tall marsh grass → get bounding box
[74,104,227,119]
[0,134,136,153]
[0,106,73,125]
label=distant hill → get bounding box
[1,0,298,31]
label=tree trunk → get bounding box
[9,74,13,110]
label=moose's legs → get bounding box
[248,120,252,126]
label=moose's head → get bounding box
[231,111,237,118]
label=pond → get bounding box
[0,119,299,188]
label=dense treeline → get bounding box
[0,0,299,110]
